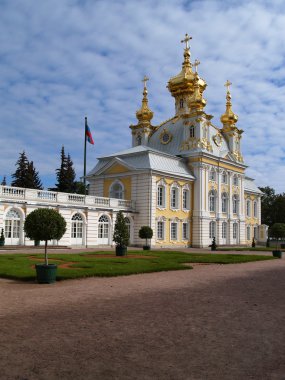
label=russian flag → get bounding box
[85,122,94,145]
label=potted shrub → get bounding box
[113,211,129,256]
[0,228,5,246]
[269,223,285,258]
[139,226,153,250]
[24,208,66,283]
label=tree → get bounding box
[24,208,66,264]
[1,176,7,186]
[113,211,129,248]
[11,151,29,188]
[139,226,153,248]
[55,147,76,193]
[11,151,43,189]
[269,223,285,250]
[259,186,276,226]
[26,161,43,189]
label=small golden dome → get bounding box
[220,80,238,127]
[136,76,153,124]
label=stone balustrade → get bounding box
[0,185,135,211]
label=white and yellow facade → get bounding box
[0,36,264,247]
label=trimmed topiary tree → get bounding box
[269,223,285,256]
[113,211,129,256]
[24,208,66,265]
[139,226,153,250]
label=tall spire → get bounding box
[220,80,238,129]
[181,33,192,70]
[136,75,153,124]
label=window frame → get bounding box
[170,222,178,240]
[209,221,216,239]
[170,184,179,210]
[209,190,216,212]
[221,192,228,213]
[157,220,164,240]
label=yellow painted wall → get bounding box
[190,157,245,174]
[155,176,193,246]
[103,177,132,200]
[105,163,130,175]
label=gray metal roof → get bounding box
[88,145,195,179]
[244,177,262,194]
[148,116,230,159]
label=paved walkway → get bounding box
[1,258,284,379]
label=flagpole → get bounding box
[84,116,87,196]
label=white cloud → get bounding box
[0,0,285,191]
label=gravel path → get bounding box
[1,259,284,380]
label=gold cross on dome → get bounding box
[224,80,232,92]
[142,75,149,88]
[193,59,200,73]
[181,33,192,49]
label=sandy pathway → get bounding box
[0,259,284,380]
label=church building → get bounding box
[0,35,264,248]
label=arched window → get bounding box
[222,222,227,239]
[209,221,216,239]
[209,168,216,181]
[157,182,166,208]
[221,193,228,213]
[233,222,238,239]
[233,194,239,214]
[170,183,180,209]
[253,201,257,218]
[233,175,238,186]
[246,199,251,217]
[222,172,228,184]
[110,181,124,199]
[98,215,109,240]
[71,213,83,239]
[209,190,216,212]
[5,209,21,240]
[189,125,195,138]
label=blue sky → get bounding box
[1,0,285,192]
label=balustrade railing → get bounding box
[0,185,135,210]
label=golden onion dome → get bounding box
[167,34,207,99]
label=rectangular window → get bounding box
[157,186,163,207]
[233,223,237,239]
[182,222,189,240]
[222,222,227,239]
[246,200,251,217]
[171,188,178,209]
[209,221,216,239]
[171,222,177,240]
[183,189,189,210]
[247,226,251,240]
[253,202,257,217]
[157,221,164,240]
[189,126,195,138]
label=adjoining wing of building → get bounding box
[0,37,266,248]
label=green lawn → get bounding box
[218,247,284,252]
[0,250,276,282]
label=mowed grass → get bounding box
[218,247,285,252]
[0,250,276,282]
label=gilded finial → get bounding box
[136,76,153,124]
[193,59,200,74]
[224,80,232,92]
[220,80,238,128]
[181,33,192,50]
[142,75,149,89]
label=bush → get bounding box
[269,223,285,250]
[113,211,129,248]
[139,226,153,247]
[24,208,66,264]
